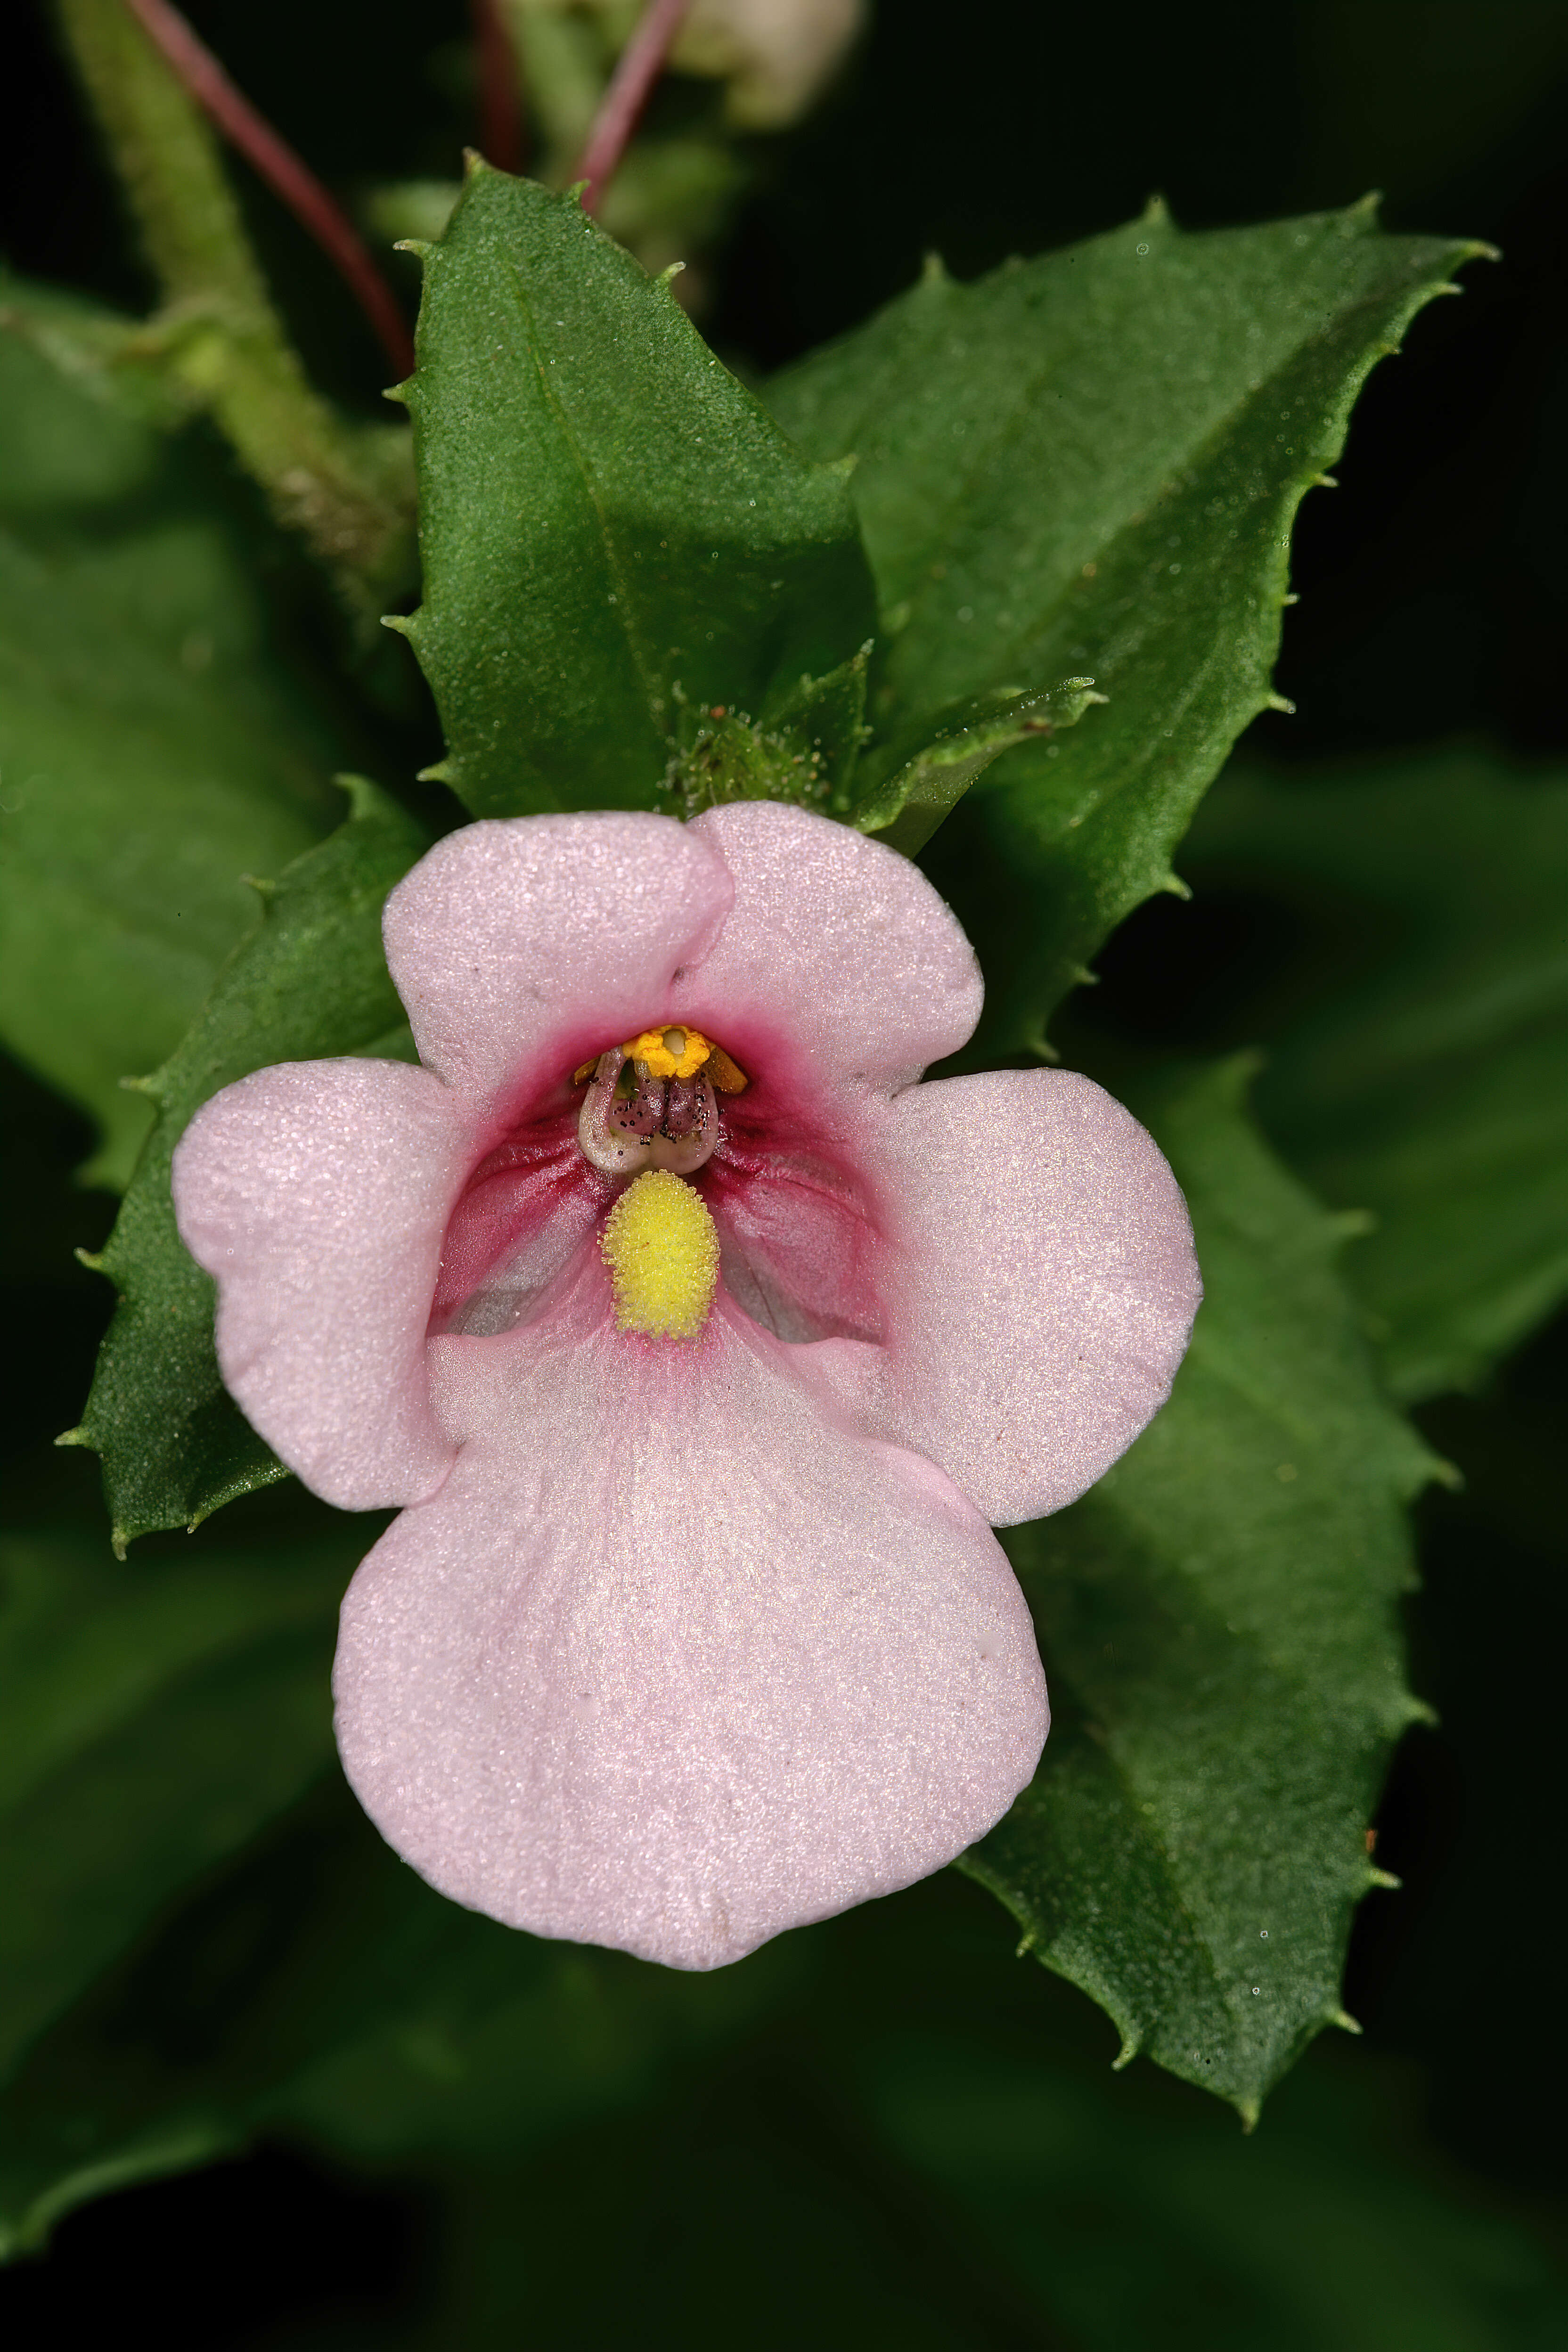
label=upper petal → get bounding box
[848,1069,1201,1525]
[333,1305,1046,1969]
[679,802,982,1095]
[172,1059,470,1510]
[382,813,734,1103]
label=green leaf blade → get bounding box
[964,1058,1435,2114]
[402,165,877,819]
[768,204,1488,1045]
[1181,747,1568,1400]
[853,677,1102,855]
[76,780,431,1544]
[0,285,354,1187]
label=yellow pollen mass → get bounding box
[601,1169,719,1340]
[623,1024,712,1080]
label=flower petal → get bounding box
[848,1070,1201,1525]
[680,803,982,1094]
[382,814,734,1102]
[333,1308,1046,1969]
[172,1060,469,1510]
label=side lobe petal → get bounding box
[680,803,982,1094]
[851,1070,1201,1525]
[382,813,734,1102]
[172,1060,469,1510]
[334,1311,1046,1969]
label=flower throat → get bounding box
[577,1026,748,1340]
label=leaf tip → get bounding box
[462,147,491,181]
[1159,872,1193,901]
[919,250,950,288]
[1142,192,1170,228]
[381,612,415,638]
[70,1248,105,1275]
[239,873,278,901]
[418,758,458,785]
[656,260,687,290]
[1368,1865,1403,1892]
[1235,2095,1262,2135]
[1331,2007,1363,2037]
[1265,692,1296,715]
[1013,1930,1038,1960]
[1111,2033,1140,2072]
[332,772,385,825]
[110,1525,130,1563]
[383,379,413,408]
[54,1423,88,1447]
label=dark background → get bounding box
[2,0,1565,2340]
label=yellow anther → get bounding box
[601,1169,719,1340]
[705,1044,749,1095]
[623,1024,712,1081]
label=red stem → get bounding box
[120,0,415,377]
[573,0,692,214]
[469,0,525,174]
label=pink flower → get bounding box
[173,803,1199,1969]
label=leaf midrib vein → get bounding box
[507,262,664,725]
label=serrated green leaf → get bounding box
[1180,748,1568,1402]
[0,284,349,1188]
[767,204,1488,1047]
[963,1057,1435,2115]
[74,780,431,1545]
[0,1509,355,2115]
[851,677,1103,856]
[398,164,876,818]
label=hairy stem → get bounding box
[122,0,414,375]
[54,0,415,618]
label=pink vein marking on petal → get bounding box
[703,1135,883,1344]
[432,1132,605,1337]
